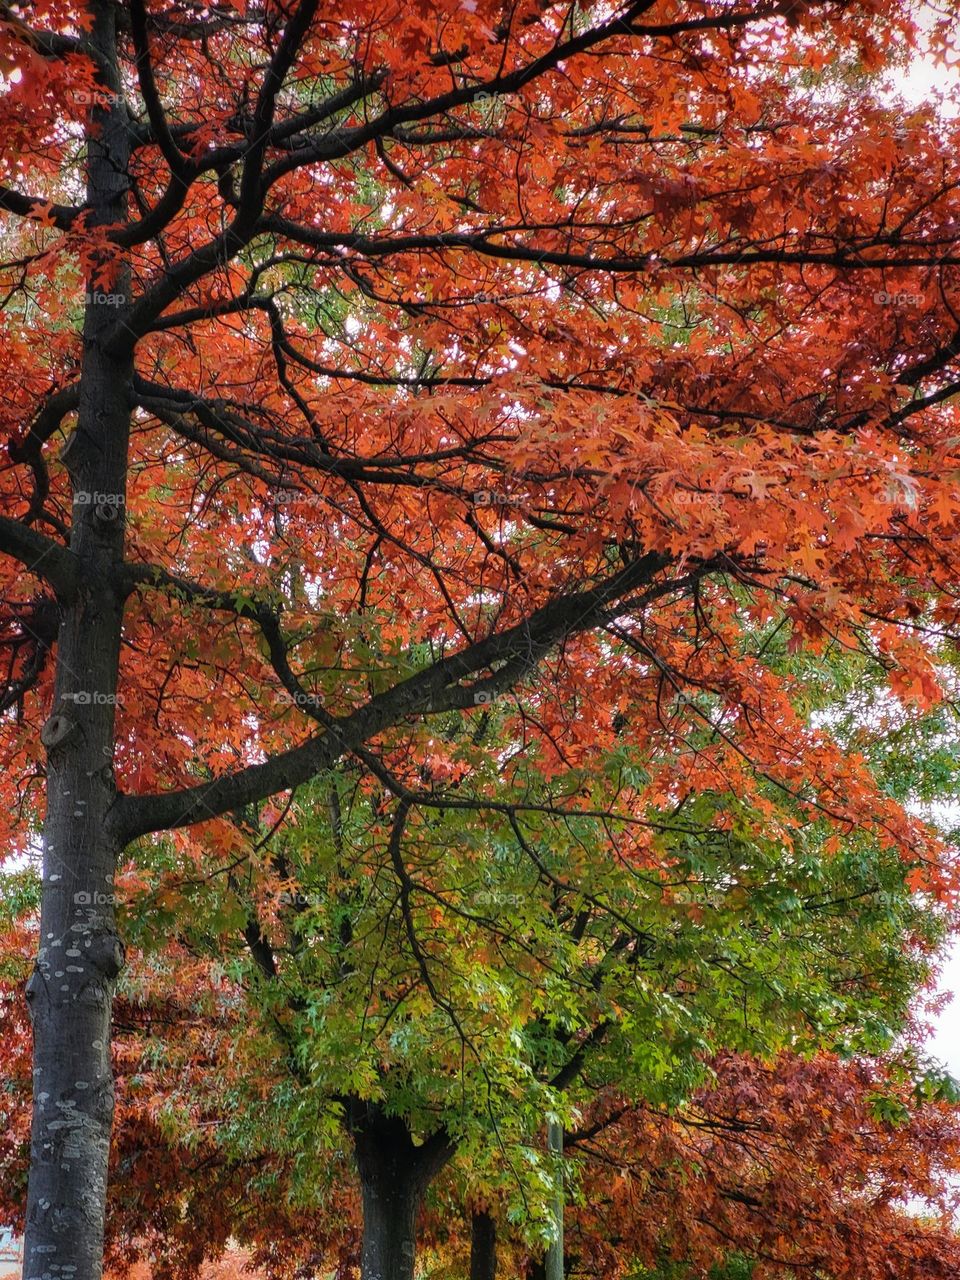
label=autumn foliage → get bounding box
[3,0,960,1277]
[563,1054,960,1280]
[2,1,960,866]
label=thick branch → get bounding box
[0,517,78,600]
[260,217,960,275]
[0,185,81,230]
[129,0,191,178]
[8,382,81,525]
[111,551,672,841]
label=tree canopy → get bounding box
[3,1,960,1278]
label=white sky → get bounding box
[888,15,960,1081]
[929,947,960,1072]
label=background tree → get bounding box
[103,645,960,1275]
[4,639,959,1279]
[4,1,960,1278]
[552,1052,960,1280]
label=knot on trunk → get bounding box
[40,713,77,749]
[87,931,125,981]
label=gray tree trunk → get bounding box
[357,1157,421,1280]
[544,1118,564,1280]
[351,1107,452,1280]
[22,3,131,1277]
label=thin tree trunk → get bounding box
[545,1118,564,1280]
[351,1105,452,1280]
[470,1209,497,1280]
[23,2,131,1276]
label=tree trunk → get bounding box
[470,1209,497,1280]
[544,1118,564,1280]
[357,1154,420,1280]
[351,1106,452,1280]
[22,3,131,1277]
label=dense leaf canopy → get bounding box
[3,2,960,1278]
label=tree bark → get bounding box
[351,1106,452,1280]
[357,1154,419,1280]
[544,1118,564,1280]
[22,3,131,1277]
[470,1209,497,1280]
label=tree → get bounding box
[4,1,960,1277]
[99,641,960,1274]
[554,1052,960,1280]
[155,745,945,1277]
[426,1053,960,1278]
[5,632,957,1279]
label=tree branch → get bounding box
[0,185,81,231]
[0,517,78,600]
[111,551,673,841]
